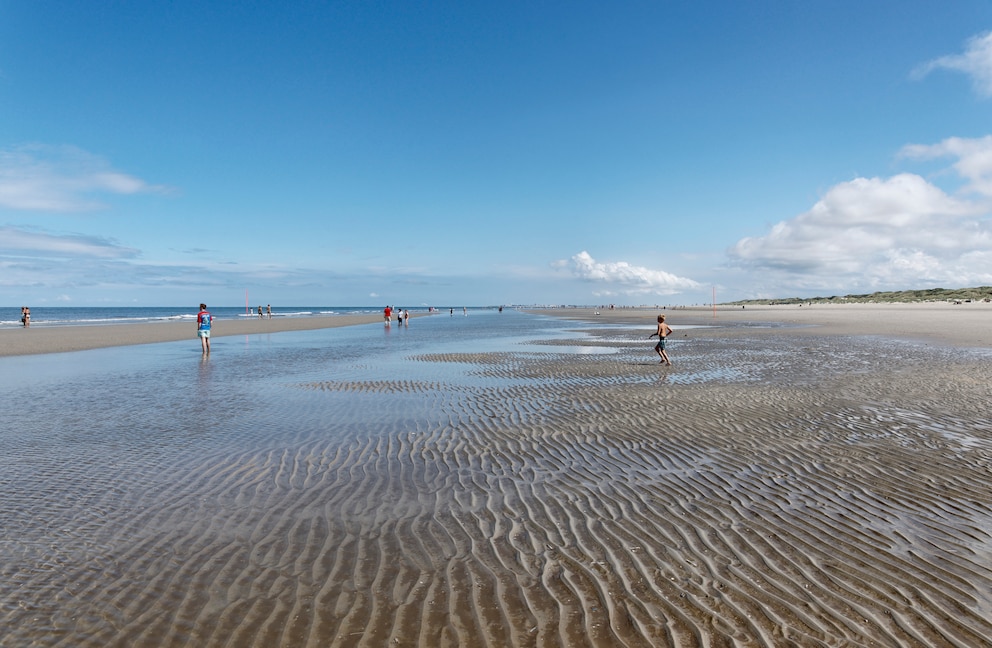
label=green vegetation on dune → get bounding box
[726,287,992,306]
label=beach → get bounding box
[4,301,989,358]
[533,300,992,348]
[0,313,387,357]
[2,305,991,646]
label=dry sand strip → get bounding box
[532,301,992,349]
[0,314,388,357]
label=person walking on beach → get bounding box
[648,314,673,365]
[266,304,271,319]
[197,303,212,354]
[384,305,392,325]
[21,306,30,327]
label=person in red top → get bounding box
[196,303,212,354]
[383,305,392,324]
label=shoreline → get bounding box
[0,313,390,357]
[2,301,990,358]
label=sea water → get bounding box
[0,305,491,328]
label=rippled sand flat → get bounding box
[2,312,992,646]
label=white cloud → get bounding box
[899,135,992,197]
[556,251,701,296]
[0,144,167,211]
[0,226,139,258]
[728,140,992,291]
[914,31,992,97]
[0,229,280,295]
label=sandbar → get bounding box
[0,313,389,357]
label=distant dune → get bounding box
[726,286,992,305]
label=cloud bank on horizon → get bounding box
[1,8,991,306]
[554,251,701,298]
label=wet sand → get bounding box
[2,307,992,646]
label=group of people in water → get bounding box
[17,301,676,367]
[189,302,677,366]
[383,305,409,326]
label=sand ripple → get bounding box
[3,327,992,646]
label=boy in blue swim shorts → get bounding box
[648,314,673,365]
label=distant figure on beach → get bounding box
[258,305,263,320]
[384,305,392,324]
[197,303,212,354]
[403,309,409,326]
[266,304,271,319]
[21,306,30,327]
[450,308,453,316]
[397,308,404,325]
[648,314,673,366]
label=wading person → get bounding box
[197,303,212,354]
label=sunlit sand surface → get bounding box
[2,310,991,646]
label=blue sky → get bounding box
[2,2,991,307]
